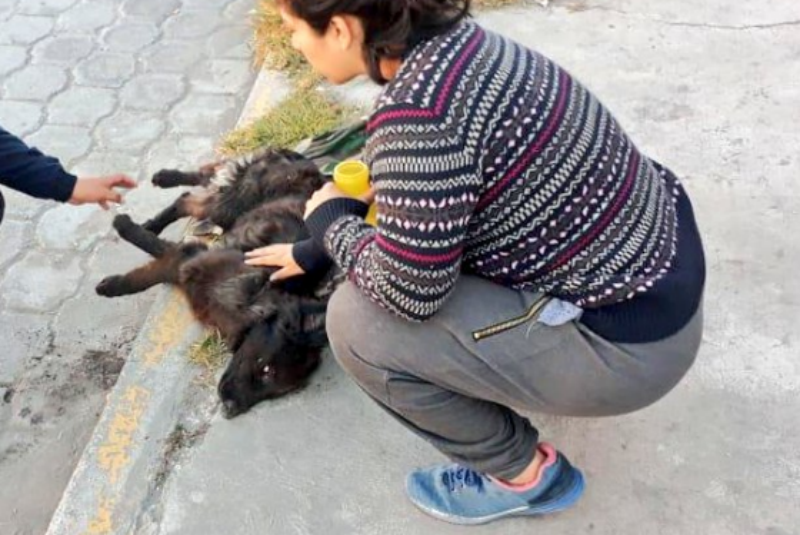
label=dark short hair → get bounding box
[279,0,471,84]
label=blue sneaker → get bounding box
[405,443,585,525]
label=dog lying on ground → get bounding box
[96,148,335,418]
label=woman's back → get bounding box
[353,20,704,341]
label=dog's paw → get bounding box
[96,275,127,297]
[112,213,135,232]
[141,221,156,233]
[152,170,184,189]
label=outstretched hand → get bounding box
[245,243,305,282]
[69,174,137,210]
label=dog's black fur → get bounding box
[96,148,333,418]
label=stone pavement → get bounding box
[0,0,256,533]
[128,1,798,534]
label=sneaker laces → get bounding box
[441,466,486,493]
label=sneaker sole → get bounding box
[408,469,586,526]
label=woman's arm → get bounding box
[306,117,482,321]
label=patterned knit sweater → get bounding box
[306,21,705,343]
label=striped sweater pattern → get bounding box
[319,21,682,322]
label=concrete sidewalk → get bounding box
[50,1,800,534]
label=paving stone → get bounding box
[74,52,135,88]
[117,183,186,232]
[36,203,112,251]
[53,238,158,351]
[26,125,91,165]
[223,0,255,21]
[1,63,67,100]
[94,111,166,154]
[16,0,77,16]
[0,100,43,136]
[0,0,258,527]
[121,0,179,24]
[205,26,251,59]
[181,0,234,10]
[162,10,220,40]
[120,73,186,111]
[52,278,151,353]
[47,86,116,127]
[146,135,217,177]
[190,58,253,94]
[70,152,141,180]
[169,93,238,135]
[31,33,93,65]
[0,219,28,271]
[102,20,159,53]
[0,15,54,45]
[0,2,12,22]
[0,188,48,220]
[55,0,116,33]
[0,250,83,312]
[140,41,205,74]
[0,45,27,77]
[0,311,51,384]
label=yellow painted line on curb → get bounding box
[97,386,151,485]
[82,290,196,534]
[85,495,115,535]
[144,291,195,368]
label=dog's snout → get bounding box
[221,398,241,419]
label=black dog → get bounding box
[96,148,334,418]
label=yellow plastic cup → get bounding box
[333,160,377,226]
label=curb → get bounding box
[45,68,292,535]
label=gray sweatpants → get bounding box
[326,275,703,480]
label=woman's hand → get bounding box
[69,174,137,209]
[304,182,374,219]
[245,243,305,281]
[304,182,348,219]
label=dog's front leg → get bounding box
[151,163,220,189]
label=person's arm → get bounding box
[305,114,482,321]
[1,125,136,208]
[0,124,77,201]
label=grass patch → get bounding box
[220,88,352,155]
[188,331,229,385]
[252,0,307,75]
[238,0,531,157]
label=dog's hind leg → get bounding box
[96,259,176,297]
[113,214,173,257]
[151,162,219,189]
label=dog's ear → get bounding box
[302,328,329,349]
[298,297,328,316]
[296,297,329,348]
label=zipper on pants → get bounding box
[471,295,552,342]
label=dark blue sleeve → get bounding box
[292,238,333,275]
[0,124,77,202]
